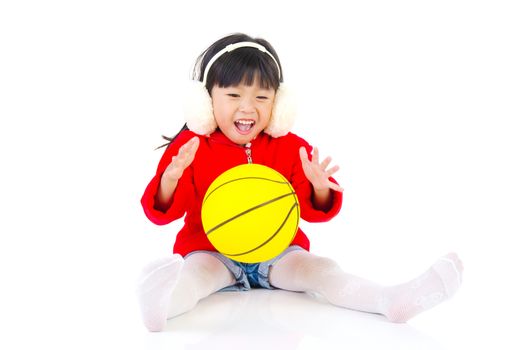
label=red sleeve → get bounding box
[140,131,197,225]
[289,136,343,223]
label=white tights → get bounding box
[269,250,462,323]
[137,250,463,331]
[136,253,235,332]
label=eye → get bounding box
[257,96,270,100]
[227,93,240,98]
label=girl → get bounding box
[137,33,463,332]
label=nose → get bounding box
[238,96,256,113]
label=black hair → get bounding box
[157,33,283,149]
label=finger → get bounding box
[328,182,345,192]
[178,142,190,156]
[181,136,198,151]
[326,165,340,177]
[312,147,319,164]
[179,137,198,156]
[186,138,199,162]
[299,147,309,163]
[320,156,332,170]
[188,137,200,153]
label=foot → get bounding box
[381,252,464,323]
[136,254,184,331]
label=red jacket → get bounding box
[141,130,343,257]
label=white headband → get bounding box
[201,41,282,86]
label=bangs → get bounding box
[206,48,280,91]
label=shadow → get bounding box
[144,289,445,350]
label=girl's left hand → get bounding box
[299,147,344,193]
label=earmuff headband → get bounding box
[202,41,282,86]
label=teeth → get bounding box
[236,120,255,125]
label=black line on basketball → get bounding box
[221,202,299,257]
[205,192,296,236]
[285,178,299,210]
[204,176,289,203]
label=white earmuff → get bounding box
[183,41,296,137]
[183,80,216,136]
[265,83,296,137]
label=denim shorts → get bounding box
[185,245,304,291]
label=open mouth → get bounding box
[234,119,255,134]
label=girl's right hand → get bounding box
[162,136,200,182]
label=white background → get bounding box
[1,1,527,349]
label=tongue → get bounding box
[236,123,252,132]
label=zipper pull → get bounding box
[245,143,253,164]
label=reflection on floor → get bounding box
[143,289,445,350]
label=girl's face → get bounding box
[211,81,276,145]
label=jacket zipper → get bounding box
[245,142,253,164]
[209,136,253,164]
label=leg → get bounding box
[136,252,235,332]
[269,250,463,322]
[167,252,236,318]
[269,250,385,314]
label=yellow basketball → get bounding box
[201,164,300,263]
